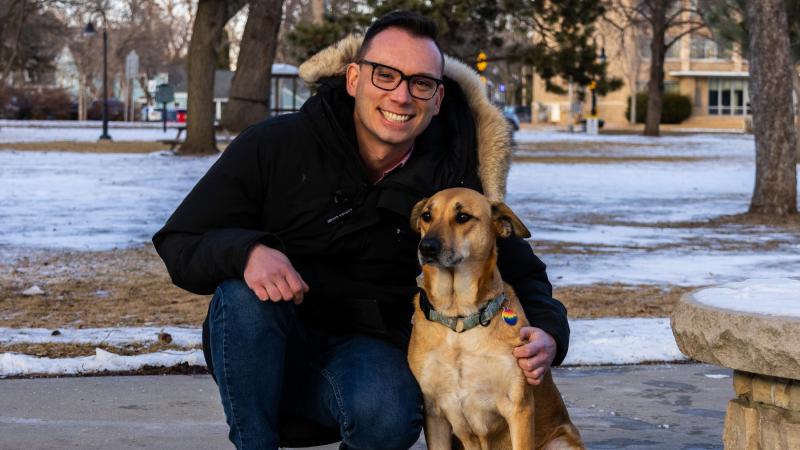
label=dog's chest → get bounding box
[416,331,524,434]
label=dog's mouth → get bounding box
[418,253,463,268]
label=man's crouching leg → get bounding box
[309,335,424,450]
[209,279,294,450]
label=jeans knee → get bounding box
[210,279,295,342]
[343,393,422,450]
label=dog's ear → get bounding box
[410,197,429,233]
[491,202,531,239]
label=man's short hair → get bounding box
[356,10,445,74]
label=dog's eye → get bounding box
[421,211,432,222]
[455,212,472,224]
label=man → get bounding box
[154,10,569,450]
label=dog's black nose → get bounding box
[418,237,441,257]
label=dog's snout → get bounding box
[418,237,441,257]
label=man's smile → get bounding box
[379,108,415,123]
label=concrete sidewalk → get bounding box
[0,363,730,450]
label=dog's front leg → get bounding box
[505,407,535,450]
[423,411,453,450]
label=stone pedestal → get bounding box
[723,371,800,449]
[671,283,800,450]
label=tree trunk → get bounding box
[747,0,798,215]
[793,69,800,161]
[219,0,285,133]
[312,0,324,23]
[178,0,245,155]
[644,0,667,137]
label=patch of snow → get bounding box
[1,132,799,289]
[546,252,800,286]
[0,348,204,377]
[0,119,180,129]
[0,326,201,347]
[704,374,730,379]
[0,150,217,250]
[21,285,44,296]
[692,278,800,318]
[0,127,182,143]
[562,318,686,366]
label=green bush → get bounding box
[626,92,692,124]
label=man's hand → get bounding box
[244,244,309,304]
[512,327,557,385]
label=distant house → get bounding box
[53,46,81,97]
[172,65,310,120]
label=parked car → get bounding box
[141,106,186,122]
[141,105,163,121]
[511,105,531,123]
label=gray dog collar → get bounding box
[418,289,507,333]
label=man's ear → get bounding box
[491,202,531,239]
[409,197,429,233]
[345,63,359,98]
[432,84,445,116]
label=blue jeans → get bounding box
[208,280,423,450]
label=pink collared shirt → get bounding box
[373,145,414,184]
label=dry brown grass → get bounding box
[0,141,172,153]
[0,244,690,332]
[555,284,696,319]
[0,245,704,360]
[0,245,209,328]
[0,341,197,358]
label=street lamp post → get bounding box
[84,14,112,142]
[590,47,606,118]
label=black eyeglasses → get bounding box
[358,60,443,100]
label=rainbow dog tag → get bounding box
[502,307,518,326]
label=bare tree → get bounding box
[608,0,704,136]
[220,0,285,132]
[602,13,648,125]
[746,0,797,215]
[179,0,246,155]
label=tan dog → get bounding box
[408,188,584,450]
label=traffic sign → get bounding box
[155,84,175,104]
[125,50,139,80]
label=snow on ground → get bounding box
[1,131,799,286]
[0,349,205,377]
[0,129,797,373]
[692,278,800,317]
[0,126,185,143]
[0,318,686,376]
[0,150,217,248]
[0,119,175,129]
[0,326,201,347]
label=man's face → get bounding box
[346,27,444,154]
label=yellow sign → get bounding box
[588,80,597,91]
[476,51,487,72]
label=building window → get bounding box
[691,36,732,60]
[665,42,681,59]
[708,78,750,115]
[664,80,680,94]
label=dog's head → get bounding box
[410,188,530,267]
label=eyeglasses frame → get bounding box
[357,59,443,101]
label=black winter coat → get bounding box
[153,76,570,366]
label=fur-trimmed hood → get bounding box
[298,34,511,201]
